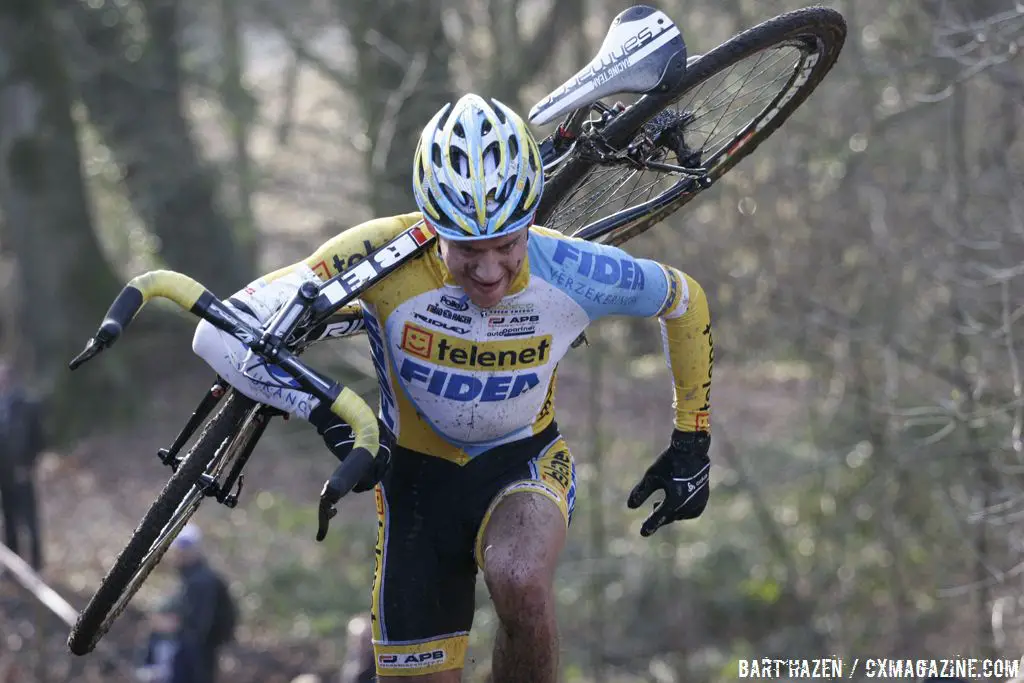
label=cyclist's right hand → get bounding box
[225,263,321,326]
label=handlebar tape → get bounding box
[98,271,207,343]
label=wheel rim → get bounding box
[542,37,824,242]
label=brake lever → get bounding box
[69,336,109,370]
[69,339,102,370]
[314,447,375,542]
[316,485,341,542]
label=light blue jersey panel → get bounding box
[528,230,672,321]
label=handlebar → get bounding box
[69,270,206,369]
[69,269,379,541]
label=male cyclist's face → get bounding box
[439,231,528,309]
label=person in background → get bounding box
[0,359,45,571]
[135,595,181,683]
[166,523,234,683]
[339,612,375,683]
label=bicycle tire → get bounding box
[67,390,257,655]
[538,6,846,246]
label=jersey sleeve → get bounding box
[531,228,713,433]
[228,213,423,327]
[301,213,423,282]
[254,212,423,291]
[658,269,713,434]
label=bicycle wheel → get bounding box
[67,389,260,655]
[537,6,846,246]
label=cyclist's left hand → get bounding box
[627,430,710,537]
[310,404,393,493]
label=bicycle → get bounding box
[65,4,847,655]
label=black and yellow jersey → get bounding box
[267,212,714,463]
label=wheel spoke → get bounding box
[544,42,809,238]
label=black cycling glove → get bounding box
[627,429,711,537]
[309,403,393,493]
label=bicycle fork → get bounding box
[157,377,229,471]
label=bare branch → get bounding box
[1003,279,1024,456]
[369,49,429,178]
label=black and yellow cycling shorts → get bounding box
[369,422,576,677]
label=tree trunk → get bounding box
[218,0,259,270]
[587,328,607,683]
[0,0,130,441]
[484,0,582,109]
[53,0,252,296]
[948,83,998,659]
[338,0,455,216]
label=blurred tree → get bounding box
[335,0,455,215]
[54,0,253,296]
[0,0,126,437]
[478,0,583,109]
[216,0,260,270]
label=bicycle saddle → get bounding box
[528,5,688,126]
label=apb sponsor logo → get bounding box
[440,294,469,312]
[486,313,538,338]
[377,650,446,669]
[551,241,646,290]
[488,314,539,327]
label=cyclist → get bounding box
[192,93,713,682]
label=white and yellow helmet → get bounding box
[413,94,544,241]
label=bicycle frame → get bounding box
[69,270,380,540]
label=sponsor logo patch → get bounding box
[398,324,550,370]
[377,650,446,669]
[398,360,541,402]
[440,294,470,312]
[400,324,434,360]
[425,303,472,325]
[551,241,646,290]
[412,312,470,334]
[540,448,573,490]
